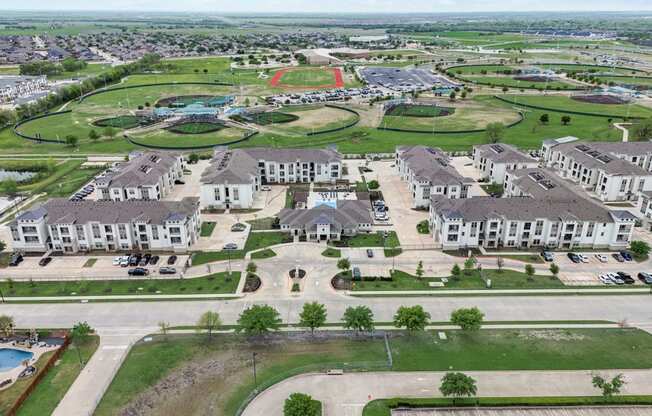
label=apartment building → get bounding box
[472,143,539,184]
[200,148,342,209]
[637,191,652,231]
[96,151,185,201]
[0,75,47,104]
[541,137,652,202]
[395,146,473,209]
[279,200,372,241]
[9,197,200,253]
[429,196,635,250]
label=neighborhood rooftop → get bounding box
[397,145,472,185]
[474,143,537,164]
[15,197,200,225]
[96,151,180,188]
[279,200,372,231]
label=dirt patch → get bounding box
[514,75,555,82]
[516,330,587,342]
[571,94,631,105]
[284,107,354,129]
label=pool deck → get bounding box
[0,342,58,390]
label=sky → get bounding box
[4,0,652,13]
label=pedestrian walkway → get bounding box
[349,287,651,297]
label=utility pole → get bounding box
[252,352,258,392]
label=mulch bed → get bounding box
[571,94,631,105]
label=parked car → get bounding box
[578,254,589,263]
[620,251,633,262]
[617,272,635,284]
[599,274,614,285]
[38,257,52,267]
[594,254,609,263]
[261,185,272,191]
[567,253,581,263]
[541,251,554,262]
[366,249,374,258]
[223,243,238,250]
[174,179,185,185]
[112,256,123,266]
[139,254,151,266]
[159,267,176,275]
[608,272,625,285]
[612,253,625,263]
[120,257,130,267]
[352,267,361,281]
[128,254,141,266]
[167,255,177,265]
[231,223,247,232]
[637,272,652,284]
[128,267,149,276]
[8,253,23,267]
[149,255,160,265]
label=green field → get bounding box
[248,112,299,125]
[385,104,454,118]
[597,75,652,88]
[93,115,149,129]
[273,67,337,87]
[505,95,652,118]
[166,121,225,135]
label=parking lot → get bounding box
[0,253,189,280]
[359,66,461,91]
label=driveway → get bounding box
[242,370,652,416]
[164,159,210,201]
[366,161,431,247]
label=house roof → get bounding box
[278,200,372,231]
[397,145,472,186]
[96,151,180,188]
[474,143,538,164]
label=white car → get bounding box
[594,254,608,263]
[261,185,272,191]
[606,272,624,285]
[578,254,589,263]
[112,257,122,266]
[599,274,614,285]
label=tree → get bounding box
[451,264,461,280]
[549,262,559,278]
[1,180,18,198]
[450,307,484,331]
[337,258,351,275]
[284,393,320,416]
[463,257,475,275]
[632,118,652,141]
[299,302,327,335]
[394,305,430,332]
[0,315,14,337]
[449,91,456,101]
[88,129,99,141]
[246,261,258,275]
[561,115,572,125]
[525,263,535,281]
[237,304,282,336]
[630,240,650,257]
[71,321,94,366]
[158,321,171,338]
[485,122,505,143]
[592,373,626,398]
[188,153,200,164]
[502,86,509,93]
[415,261,424,280]
[539,113,549,124]
[197,311,222,339]
[103,126,116,138]
[342,305,374,335]
[64,135,78,147]
[496,256,504,273]
[439,372,477,403]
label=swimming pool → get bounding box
[0,348,34,372]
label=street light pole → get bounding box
[252,352,258,392]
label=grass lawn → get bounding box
[389,328,652,371]
[250,248,276,260]
[244,231,292,252]
[349,269,564,291]
[322,248,342,258]
[15,336,99,416]
[82,258,97,268]
[191,250,246,266]
[274,68,337,87]
[0,272,241,297]
[200,221,216,237]
[13,160,101,198]
[331,231,400,248]
[246,217,278,230]
[95,334,388,416]
[505,95,652,119]
[499,254,545,264]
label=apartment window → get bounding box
[118,224,127,239]
[171,236,182,244]
[152,227,159,240]
[138,225,146,232]
[169,227,181,235]
[470,222,477,237]
[448,224,459,232]
[620,179,627,192]
[21,226,37,234]
[639,179,645,191]
[447,234,458,242]
[586,222,595,238]
[25,236,40,243]
[550,223,559,237]
[214,188,221,201]
[233,188,239,201]
[523,222,532,231]
[51,226,59,239]
[508,222,517,237]
[142,188,150,199]
[104,225,112,233]
[534,220,543,236]
[76,225,85,240]
[11,227,19,241]
[60,226,69,235]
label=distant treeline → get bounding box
[19,57,87,76]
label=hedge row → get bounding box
[492,95,646,120]
[376,111,524,135]
[305,104,361,136]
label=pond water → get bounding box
[0,170,36,183]
[0,348,34,372]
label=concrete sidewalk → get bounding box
[243,370,652,416]
[52,327,153,416]
[349,287,652,296]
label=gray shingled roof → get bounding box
[547,140,652,176]
[200,148,341,185]
[474,143,537,164]
[279,200,372,230]
[17,197,199,225]
[398,146,472,186]
[97,151,180,188]
[431,195,617,223]
[507,168,577,200]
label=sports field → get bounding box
[165,121,225,134]
[129,125,248,148]
[247,112,299,125]
[94,115,149,129]
[504,95,652,118]
[269,67,344,88]
[385,104,454,118]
